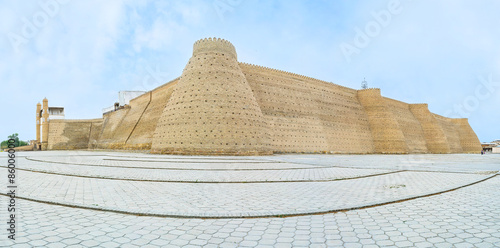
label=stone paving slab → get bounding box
[19,152,500,173]
[270,154,500,173]
[24,156,316,170]
[1,175,499,247]
[0,167,491,217]
[104,157,276,163]
[11,157,395,183]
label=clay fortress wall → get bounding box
[38,38,482,154]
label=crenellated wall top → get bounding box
[238,62,353,90]
[451,118,469,122]
[409,103,429,108]
[193,37,237,59]
[356,88,382,98]
[357,88,381,92]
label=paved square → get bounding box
[1,151,499,247]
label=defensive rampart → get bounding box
[357,89,409,154]
[151,38,270,155]
[239,62,375,154]
[42,38,482,154]
[383,97,428,153]
[94,78,179,150]
[47,119,103,150]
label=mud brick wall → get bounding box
[452,118,482,153]
[409,104,451,153]
[151,38,270,155]
[47,119,102,150]
[384,97,428,153]
[125,79,179,149]
[240,63,374,154]
[357,89,409,154]
[88,120,102,149]
[95,107,130,149]
[433,114,464,153]
[45,38,482,154]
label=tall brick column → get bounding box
[41,98,49,151]
[36,102,41,150]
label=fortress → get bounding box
[35,38,482,155]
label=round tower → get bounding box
[357,88,409,154]
[451,118,482,154]
[36,102,41,149]
[41,98,49,151]
[409,104,451,153]
[152,38,270,155]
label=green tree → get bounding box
[8,133,20,147]
[1,133,29,149]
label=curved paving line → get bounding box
[103,158,283,163]
[28,151,283,163]
[1,165,403,183]
[281,160,491,175]
[17,154,108,158]
[393,169,499,175]
[23,157,489,174]
[105,155,280,162]
[0,174,496,219]
[254,159,431,172]
[24,157,323,171]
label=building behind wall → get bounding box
[36,38,483,155]
[482,140,500,154]
[35,99,67,150]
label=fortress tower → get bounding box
[41,98,49,151]
[38,37,482,155]
[451,118,482,153]
[357,88,409,153]
[151,38,270,155]
[409,104,451,153]
[36,102,41,150]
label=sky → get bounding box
[0,0,499,143]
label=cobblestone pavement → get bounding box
[0,172,499,247]
[269,154,500,173]
[0,161,493,217]
[0,151,499,246]
[16,157,394,183]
